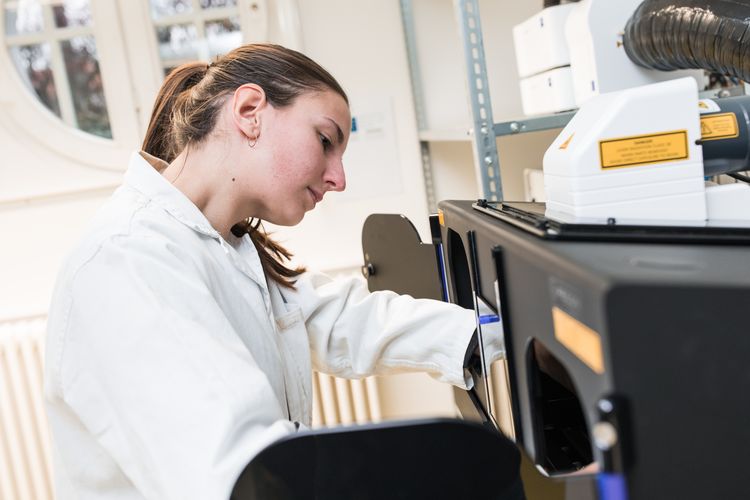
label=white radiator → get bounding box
[0,316,53,500]
[312,372,382,427]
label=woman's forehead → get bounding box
[295,91,350,129]
[300,90,349,113]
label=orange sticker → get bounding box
[552,307,604,374]
[700,113,739,141]
[559,133,575,150]
[599,130,688,169]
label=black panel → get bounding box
[231,419,525,500]
[445,228,474,309]
[474,200,750,244]
[361,214,443,300]
[438,199,750,500]
[606,286,750,499]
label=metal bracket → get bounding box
[400,0,438,212]
[454,0,503,201]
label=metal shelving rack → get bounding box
[400,0,576,210]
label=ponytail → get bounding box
[140,44,348,288]
[141,62,208,163]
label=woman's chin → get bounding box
[268,211,306,227]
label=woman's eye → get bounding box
[320,134,332,149]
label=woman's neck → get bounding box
[162,143,254,240]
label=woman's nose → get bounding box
[324,158,346,192]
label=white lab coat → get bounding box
[44,151,502,500]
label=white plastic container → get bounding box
[705,183,750,223]
[513,3,577,79]
[519,66,577,116]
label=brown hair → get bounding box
[142,43,348,288]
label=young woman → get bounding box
[45,43,503,499]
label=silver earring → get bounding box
[247,136,257,148]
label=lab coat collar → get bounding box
[124,151,221,239]
[124,151,271,294]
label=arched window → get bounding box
[150,0,243,74]
[4,0,111,138]
[0,0,298,171]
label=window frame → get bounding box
[0,0,142,170]
[0,0,299,171]
[150,0,246,73]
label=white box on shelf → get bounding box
[519,66,577,116]
[512,3,577,79]
[523,168,546,202]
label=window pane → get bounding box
[149,0,192,19]
[200,0,237,9]
[52,0,92,29]
[61,36,111,138]
[206,17,241,58]
[9,43,61,117]
[4,0,44,35]
[156,23,199,65]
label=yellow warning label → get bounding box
[438,209,445,226]
[552,307,604,374]
[700,112,739,141]
[559,133,575,150]
[599,130,688,170]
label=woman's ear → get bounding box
[231,83,266,140]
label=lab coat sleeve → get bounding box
[47,235,294,500]
[290,272,505,389]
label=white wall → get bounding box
[0,194,116,320]
[411,0,553,202]
[0,94,121,319]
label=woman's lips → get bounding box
[308,187,323,204]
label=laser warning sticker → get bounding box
[698,99,720,114]
[599,130,689,170]
[559,133,575,150]
[700,112,739,141]
[552,307,604,374]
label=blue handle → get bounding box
[478,314,500,325]
[597,473,628,500]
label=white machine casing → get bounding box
[565,0,705,107]
[519,67,576,116]
[543,77,707,225]
[512,3,577,79]
[704,183,750,223]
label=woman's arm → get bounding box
[288,272,504,388]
